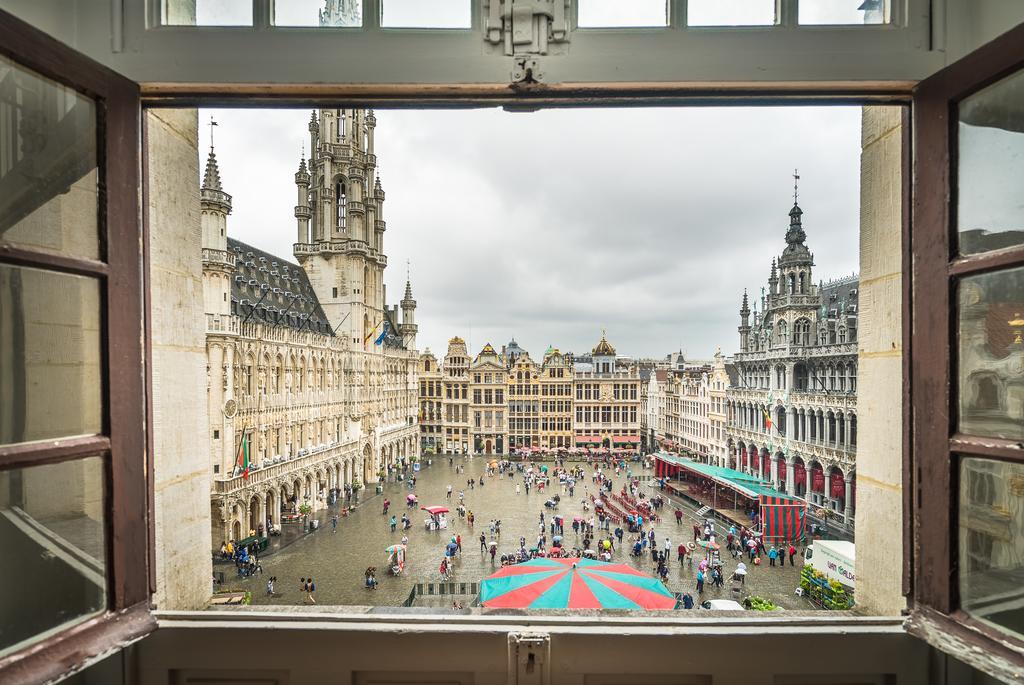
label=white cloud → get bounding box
[197,104,865,361]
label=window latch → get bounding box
[486,0,570,57]
[508,632,550,684]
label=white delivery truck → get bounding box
[803,540,855,590]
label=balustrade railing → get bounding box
[202,247,235,268]
[212,441,354,494]
[207,313,239,335]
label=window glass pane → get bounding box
[0,457,107,658]
[959,457,1024,640]
[957,265,1024,441]
[957,68,1024,256]
[578,0,668,27]
[0,264,102,445]
[275,0,363,27]
[687,0,775,27]
[799,0,886,25]
[382,0,471,28]
[164,0,253,26]
[0,55,98,261]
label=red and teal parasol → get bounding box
[479,558,677,610]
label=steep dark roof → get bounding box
[228,238,333,335]
[725,362,739,387]
[819,275,860,321]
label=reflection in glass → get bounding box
[163,0,253,25]
[383,0,470,28]
[799,0,886,24]
[578,0,668,27]
[0,55,98,260]
[688,0,775,26]
[275,0,361,26]
[958,266,1024,441]
[958,69,1024,255]
[0,457,107,657]
[0,264,102,445]
[959,458,1024,640]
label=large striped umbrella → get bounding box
[480,558,677,610]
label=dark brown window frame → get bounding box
[0,10,154,685]
[909,20,1024,675]
[4,2,1021,681]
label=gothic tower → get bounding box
[778,172,814,295]
[200,143,232,317]
[400,276,418,349]
[319,0,361,26]
[738,289,751,352]
[294,107,387,347]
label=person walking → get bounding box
[382,498,390,515]
[447,484,453,500]
[480,533,487,552]
[768,546,778,567]
[696,569,705,594]
[789,542,798,566]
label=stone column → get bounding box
[771,453,780,489]
[786,456,796,496]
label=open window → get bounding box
[0,11,151,685]
[910,21,1024,679]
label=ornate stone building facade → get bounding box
[418,350,442,453]
[417,335,640,455]
[470,344,507,454]
[441,337,471,454]
[572,335,642,450]
[507,350,539,451]
[538,347,573,449]
[725,197,858,531]
[203,107,419,547]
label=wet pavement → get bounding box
[217,456,819,610]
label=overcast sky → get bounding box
[198,105,863,361]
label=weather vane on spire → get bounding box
[208,115,218,150]
[793,168,800,205]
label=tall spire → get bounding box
[741,289,750,314]
[403,260,414,301]
[202,145,222,192]
[785,170,806,248]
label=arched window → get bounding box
[788,273,796,294]
[799,272,806,293]
[335,181,347,230]
[337,110,346,141]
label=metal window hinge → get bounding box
[507,632,550,685]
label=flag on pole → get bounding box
[236,430,250,480]
[761,405,774,431]
[364,319,382,344]
[374,320,389,345]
